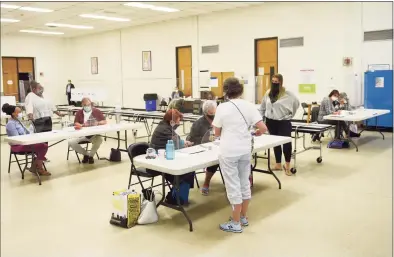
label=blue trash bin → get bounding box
[143,94,158,112]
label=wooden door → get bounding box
[17,57,34,73]
[2,57,19,101]
[210,72,235,97]
[255,38,278,103]
[176,46,192,97]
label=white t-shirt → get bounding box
[83,111,92,123]
[26,93,56,120]
[212,99,262,157]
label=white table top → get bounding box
[323,109,390,122]
[134,134,291,176]
[3,122,142,145]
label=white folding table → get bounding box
[133,134,292,232]
[4,123,142,185]
[323,109,390,151]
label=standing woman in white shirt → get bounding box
[26,81,64,133]
[212,77,268,233]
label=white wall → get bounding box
[1,2,392,112]
[1,35,68,104]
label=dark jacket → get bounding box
[66,83,75,95]
[150,120,180,150]
[186,116,212,145]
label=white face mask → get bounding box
[17,113,23,120]
[331,96,338,101]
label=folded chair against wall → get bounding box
[67,141,100,163]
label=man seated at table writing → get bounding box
[68,97,107,164]
[186,100,219,196]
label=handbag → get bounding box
[109,148,121,162]
[137,188,161,225]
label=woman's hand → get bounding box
[254,129,263,136]
[185,141,194,147]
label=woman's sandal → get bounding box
[283,165,293,176]
[39,170,52,176]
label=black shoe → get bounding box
[88,157,94,164]
[82,155,89,163]
[312,133,321,142]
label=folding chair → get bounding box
[8,149,47,180]
[67,141,100,163]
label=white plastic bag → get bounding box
[349,123,358,134]
[137,190,160,225]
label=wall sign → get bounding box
[142,51,152,71]
[91,57,98,75]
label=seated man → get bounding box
[186,100,219,196]
[68,97,107,164]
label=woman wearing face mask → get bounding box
[171,86,184,99]
[259,74,300,176]
[316,90,350,139]
[26,81,64,133]
[2,103,51,176]
[150,109,194,205]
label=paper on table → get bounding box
[178,145,206,154]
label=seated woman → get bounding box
[150,109,194,205]
[171,86,184,99]
[316,90,349,140]
[2,103,50,176]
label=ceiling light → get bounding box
[19,6,53,12]
[45,23,93,29]
[124,2,179,12]
[1,18,20,23]
[0,4,20,9]
[20,30,64,35]
[79,14,130,22]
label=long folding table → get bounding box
[133,134,292,232]
[323,108,390,151]
[4,123,142,185]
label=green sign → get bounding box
[298,84,316,94]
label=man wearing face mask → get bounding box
[316,90,349,139]
[259,74,300,176]
[171,86,184,100]
[68,97,107,164]
[26,80,64,133]
[186,100,219,195]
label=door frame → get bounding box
[253,37,278,77]
[175,45,192,91]
[2,56,35,100]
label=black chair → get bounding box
[67,141,100,163]
[8,150,47,180]
[127,142,170,191]
[301,103,309,120]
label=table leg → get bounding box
[124,130,128,149]
[116,131,121,149]
[252,150,281,189]
[156,175,193,232]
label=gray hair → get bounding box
[202,100,217,114]
[81,97,92,105]
[339,92,348,100]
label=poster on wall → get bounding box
[298,69,316,94]
[375,77,384,88]
[91,57,98,75]
[142,51,152,71]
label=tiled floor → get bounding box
[1,127,392,257]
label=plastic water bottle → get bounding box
[166,140,175,160]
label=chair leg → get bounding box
[96,152,100,160]
[8,151,12,174]
[14,154,23,174]
[43,162,47,171]
[128,170,133,189]
[137,176,145,191]
[67,146,71,160]
[151,177,155,187]
[75,151,81,164]
[218,166,225,185]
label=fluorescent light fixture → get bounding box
[19,6,53,12]
[124,2,179,12]
[79,14,130,22]
[20,30,64,35]
[0,4,20,9]
[1,18,20,23]
[45,23,93,29]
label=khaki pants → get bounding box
[68,135,103,157]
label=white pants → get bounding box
[219,153,251,205]
[68,136,103,157]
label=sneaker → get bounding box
[201,187,209,196]
[88,156,94,164]
[219,221,243,233]
[82,155,89,163]
[229,216,249,227]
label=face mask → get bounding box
[207,115,215,120]
[271,82,280,94]
[331,96,338,101]
[17,113,23,120]
[83,106,92,112]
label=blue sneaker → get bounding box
[229,216,249,227]
[219,221,243,233]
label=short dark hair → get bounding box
[223,77,243,99]
[329,90,339,97]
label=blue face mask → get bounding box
[83,106,92,112]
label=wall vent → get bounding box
[202,45,219,54]
[279,37,304,48]
[364,29,393,41]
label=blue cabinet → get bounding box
[364,70,393,128]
